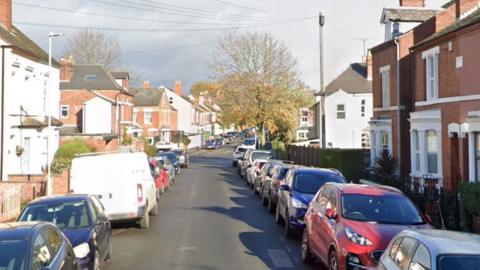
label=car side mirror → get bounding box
[280,184,290,191]
[325,208,337,220]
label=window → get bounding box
[42,227,62,259]
[394,237,418,269]
[32,234,51,270]
[145,111,152,124]
[21,137,31,173]
[425,53,439,100]
[60,105,68,118]
[426,130,438,174]
[389,237,403,260]
[337,104,346,119]
[147,137,154,145]
[381,70,390,107]
[133,111,137,123]
[301,110,308,124]
[409,243,431,270]
[298,132,307,140]
[361,100,366,117]
[381,131,389,150]
[476,133,480,182]
[413,130,420,172]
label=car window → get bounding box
[326,190,337,212]
[284,170,293,186]
[42,227,63,260]
[409,243,430,270]
[394,237,418,270]
[293,173,344,194]
[438,255,480,270]
[0,240,27,270]
[317,188,330,208]
[390,237,403,260]
[31,233,52,270]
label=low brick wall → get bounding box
[52,170,70,195]
[0,180,45,203]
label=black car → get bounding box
[18,194,112,270]
[157,152,180,174]
[0,221,79,270]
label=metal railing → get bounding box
[0,185,21,222]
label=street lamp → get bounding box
[47,32,64,196]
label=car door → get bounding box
[313,188,332,259]
[279,170,294,218]
[318,189,338,258]
[90,195,111,260]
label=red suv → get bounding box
[302,183,432,270]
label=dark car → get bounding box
[157,152,180,174]
[262,164,292,213]
[0,221,79,270]
[275,168,346,238]
[18,194,112,270]
[205,139,218,150]
[171,149,189,168]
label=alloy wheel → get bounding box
[329,250,338,270]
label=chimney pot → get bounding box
[0,0,12,31]
[399,0,425,7]
[174,80,183,96]
[143,80,151,89]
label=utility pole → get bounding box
[318,12,326,148]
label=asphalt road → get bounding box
[104,146,318,270]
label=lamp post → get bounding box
[47,32,63,196]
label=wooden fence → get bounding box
[0,185,21,222]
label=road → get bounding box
[104,146,318,270]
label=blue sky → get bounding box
[14,0,446,92]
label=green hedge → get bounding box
[459,182,480,231]
[51,139,96,174]
[318,149,366,181]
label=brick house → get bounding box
[131,81,178,147]
[59,62,134,151]
[409,3,480,190]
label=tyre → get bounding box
[139,208,150,229]
[275,203,284,225]
[284,211,294,238]
[261,193,268,205]
[267,196,276,213]
[93,250,100,270]
[105,237,112,262]
[150,201,159,216]
[301,229,315,264]
[329,250,339,270]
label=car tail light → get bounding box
[137,184,143,203]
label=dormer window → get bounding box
[83,75,97,82]
[392,22,400,37]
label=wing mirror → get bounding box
[280,184,290,191]
[325,208,337,220]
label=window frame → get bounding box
[381,69,391,108]
[144,111,153,125]
[413,130,421,172]
[409,242,431,270]
[60,105,69,119]
[336,104,346,120]
[361,99,366,117]
[426,130,439,174]
[424,50,439,101]
[393,236,418,269]
[476,133,480,182]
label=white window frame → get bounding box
[144,111,153,125]
[422,46,439,101]
[132,111,137,123]
[361,99,366,117]
[380,66,391,108]
[300,109,309,125]
[60,105,69,119]
[336,104,346,119]
[426,130,439,174]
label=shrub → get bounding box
[183,136,191,146]
[459,182,480,231]
[373,150,399,183]
[122,127,132,145]
[51,139,95,174]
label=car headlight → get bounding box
[291,199,308,209]
[345,227,373,246]
[73,242,90,259]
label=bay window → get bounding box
[412,130,420,172]
[426,130,438,174]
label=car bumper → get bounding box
[288,208,308,229]
[338,242,384,270]
[109,205,146,222]
[77,252,94,270]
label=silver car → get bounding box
[379,229,480,270]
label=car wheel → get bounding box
[329,250,339,270]
[94,250,100,270]
[105,237,112,262]
[275,203,284,225]
[301,229,315,264]
[139,208,150,229]
[284,210,294,238]
[261,193,268,205]
[150,200,159,216]
[267,196,275,213]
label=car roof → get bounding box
[324,183,403,196]
[294,167,344,176]
[0,221,44,240]
[398,229,480,256]
[28,194,90,205]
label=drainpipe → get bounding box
[1,46,13,181]
[115,93,121,143]
[394,37,402,176]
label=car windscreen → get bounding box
[279,167,289,179]
[341,194,425,225]
[19,200,91,230]
[293,173,344,194]
[439,255,480,270]
[243,139,256,145]
[0,240,26,269]
[236,148,247,153]
[251,152,273,161]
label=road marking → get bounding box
[178,246,198,251]
[267,249,294,268]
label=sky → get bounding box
[13,0,446,92]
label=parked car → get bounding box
[152,155,176,182]
[276,168,346,238]
[302,183,432,269]
[157,151,180,175]
[263,164,292,213]
[238,149,253,177]
[241,137,257,150]
[246,159,269,187]
[378,229,480,270]
[206,139,218,150]
[232,146,248,167]
[240,150,274,179]
[0,221,79,270]
[70,152,158,229]
[150,159,170,193]
[254,160,284,196]
[215,137,224,147]
[171,149,189,168]
[18,194,112,270]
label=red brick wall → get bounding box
[2,179,46,203]
[52,170,69,195]
[400,0,424,7]
[0,0,12,31]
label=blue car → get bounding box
[0,221,79,270]
[205,139,218,150]
[18,194,112,270]
[275,167,346,238]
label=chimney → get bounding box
[143,80,150,89]
[174,80,183,96]
[0,0,12,31]
[399,0,425,7]
[456,0,480,18]
[60,56,74,82]
[366,51,372,81]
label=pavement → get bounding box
[104,146,319,270]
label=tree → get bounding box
[209,31,313,144]
[63,29,121,69]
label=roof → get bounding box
[398,229,480,255]
[0,25,59,67]
[60,65,132,96]
[20,116,62,128]
[413,8,480,49]
[327,183,404,195]
[59,126,80,135]
[131,88,165,106]
[324,63,372,96]
[28,194,90,205]
[382,8,438,23]
[0,222,42,240]
[110,71,129,80]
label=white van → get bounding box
[70,151,158,229]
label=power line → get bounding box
[123,42,215,54]
[209,0,267,13]
[13,2,263,26]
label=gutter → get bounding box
[394,37,402,175]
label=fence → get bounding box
[0,185,21,223]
